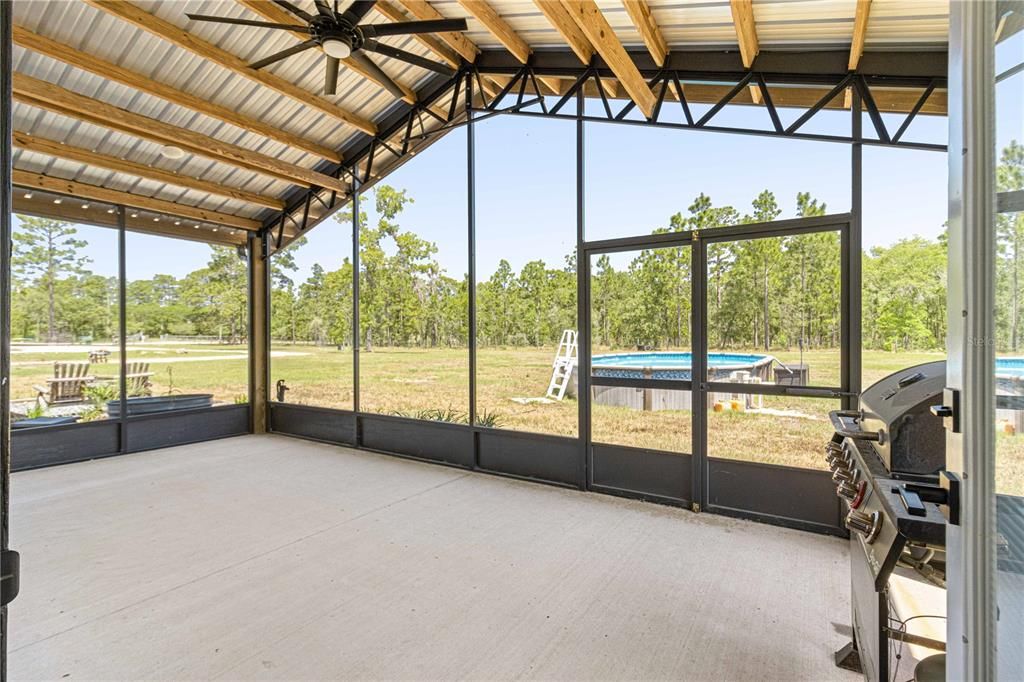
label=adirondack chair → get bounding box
[125,361,154,396]
[34,361,94,405]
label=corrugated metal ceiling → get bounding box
[9,0,949,244]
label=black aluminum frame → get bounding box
[580,214,852,531]
[262,51,929,532]
[7,203,253,471]
[265,78,894,534]
[264,51,947,255]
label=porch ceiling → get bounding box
[8,0,952,246]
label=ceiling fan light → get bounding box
[160,145,185,160]
[322,38,351,59]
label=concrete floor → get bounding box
[9,434,858,681]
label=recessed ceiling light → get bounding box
[153,217,160,222]
[130,213,138,218]
[174,220,181,225]
[160,145,185,159]
[322,38,351,59]
[212,227,218,232]
[81,203,90,209]
[53,198,62,204]
[107,208,116,214]
[23,192,33,199]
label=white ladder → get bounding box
[546,330,578,400]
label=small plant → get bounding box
[390,406,471,424]
[474,410,504,428]
[233,394,248,405]
[24,403,47,420]
[79,383,119,422]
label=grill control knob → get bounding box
[837,481,858,501]
[846,510,881,543]
[832,467,856,484]
[825,442,843,457]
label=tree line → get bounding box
[10,140,1021,354]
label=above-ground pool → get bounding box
[572,351,776,412]
[591,352,774,382]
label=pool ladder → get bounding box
[546,330,579,401]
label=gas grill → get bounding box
[828,361,953,682]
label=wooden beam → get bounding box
[849,0,872,70]
[13,74,349,193]
[457,0,560,92]
[13,131,285,211]
[534,0,593,64]
[458,0,529,62]
[621,0,667,67]
[13,191,247,245]
[395,0,479,63]
[729,0,759,68]
[12,170,262,231]
[374,0,461,68]
[85,0,377,135]
[561,0,656,117]
[235,0,418,105]
[12,25,340,163]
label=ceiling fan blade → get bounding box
[272,0,315,22]
[362,39,455,76]
[325,56,340,95]
[348,51,406,99]
[361,18,467,38]
[249,39,318,70]
[341,1,377,24]
[313,0,336,18]
[185,14,311,31]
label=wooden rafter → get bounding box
[374,0,461,68]
[729,0,759,68]
[235,0,418,105]
[12,170,262,231]
[849,0,873,70]
[13,73,349,193]
[13,132,285,211]
[84,0,377,135]
[15,192,248,245]
[560,0,656,117]
[396,0,479,63]
[11,25,340,163]
[457,0,560,92]
[622,0,667,68]
[458,0,528,62]
[534,0,593,64]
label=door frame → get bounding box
[580,213,856,525]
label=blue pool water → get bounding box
[591,352,774,381]
[997,358,1024,377]
[592,352,771,369]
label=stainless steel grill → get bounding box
[828,361,951,682]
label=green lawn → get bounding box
[12,342,1022,494]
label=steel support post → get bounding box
[352,173,361,447]
[467,72,477,434]
[117,207,127,450]
[0,0,15,670]
[248,232,269,433]
[576,89,589,491]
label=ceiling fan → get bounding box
[186,0,467,97]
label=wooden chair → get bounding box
[125,361,154,396]
[34,361,94,405]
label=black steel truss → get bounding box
[261,50,947,253]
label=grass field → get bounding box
[11,342,1022,494]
